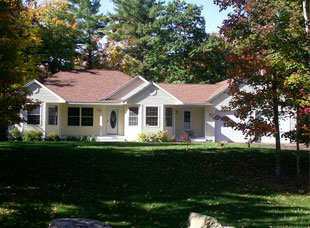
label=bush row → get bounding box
[138,130,175,142]
[8,128,95,142]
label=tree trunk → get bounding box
[272,77,281,185]
[274,106,281,185]
[296,105,301,188]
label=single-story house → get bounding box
[16,69,295,142]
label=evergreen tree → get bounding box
[106,0,158,76]
[69,0,106,68]
[106,0,228,83]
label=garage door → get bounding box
[215,111,248,143]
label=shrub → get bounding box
[138,132,148,142]
[23,130,43,141]
[138,131,168,142]
[65,135,96,142]
[45,133,60,141]
[86,135,96,142]
[66,136,79,141]
[156,130,168,142]
[8,127,22,141]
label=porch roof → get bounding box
[159,80,229,104]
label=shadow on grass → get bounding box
[0,142,309,228]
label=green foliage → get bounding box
[155,130,168,142]
[45,132,60,141]
[38,0,79,74]
[69,0,106,69]
[22,130,43,141]
[0,0,41,128]
[86,135,96,142]
[65,135,96,142]
[66,136,79,141]
[138,130,168,142]
[106,0,228,83]
[8,127,22,141]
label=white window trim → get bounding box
[27,106,41,125]
[47,105,58,126]
[144,105,160,127]
[128,106,139,127]
[183,110,192,131]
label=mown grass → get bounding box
[0,142,309,228]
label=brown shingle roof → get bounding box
[159,80,229,104]
[42,70,133,103]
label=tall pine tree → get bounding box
[69,0,106,69]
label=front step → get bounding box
[95,135,126,142]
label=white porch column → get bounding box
[173,108,176,136]
[42,102,46,138]
[204,107,207,140]
[160,104,164,130]
[20,110,25,133]
[204,106,215,142]
[58,104,62,137]
[99,107,103,136]
[139,104,143,132]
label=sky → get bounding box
[100,0,232,33]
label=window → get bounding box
[81,108,93,126]
[166,107,173,127]
[27,106,40,125]
[184,111,191,130]
[129,107,138,126]
[48,106,58,125]
[146,106,158,126]
[68,107,80,126]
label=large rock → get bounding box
[188,213,235,228]
[48,218,112,228]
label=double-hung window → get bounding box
[48,106,58,125]
[27,106,40,125]
[165,107,173,127]
[68,107,80,126]
[129,107,138,126]
[81,108,93,126]
[68,107,93,126]
[146,106,158,126]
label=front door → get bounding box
[107,108,119,134]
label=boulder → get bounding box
[48,218,112,228]
[188,212,234,228]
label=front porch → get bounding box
[21,102,217,142]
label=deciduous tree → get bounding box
[0,0,40,139]
[38,0,79,74]
[214,0,307,184]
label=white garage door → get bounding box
[215,111,248,143]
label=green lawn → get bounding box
[0,142,309,228]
